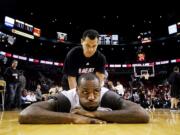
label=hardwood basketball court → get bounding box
[0,109,180,135]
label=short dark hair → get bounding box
[82,29,99,40]
[173,66,179,72]
[77,73,100,86]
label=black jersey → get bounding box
[62,46,106,89]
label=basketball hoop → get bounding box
[133,64,155,79]
[141,73,149,80]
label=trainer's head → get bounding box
[81,29,99,58]
[76,73,101,111]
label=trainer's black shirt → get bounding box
[62,46,106,90]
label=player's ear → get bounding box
[81,38,84,45]
[76,86,79,92]
[76,87,80,96]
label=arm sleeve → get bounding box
[50,93,71,112]
[100,90,123,110]
[4,67,10,77]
